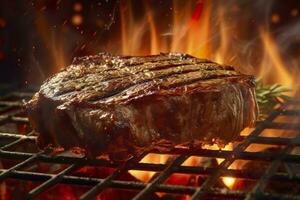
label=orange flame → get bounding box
[129,153,171,182]
[204,143,236,189]
[35,12,66,73]
[129,144,236,189]
[38,1,297,91]
[258,29,294,89]
[33,0,299,190]
[118,1,296,188]
[118,1,297,92]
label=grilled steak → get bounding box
[26,53,258,159]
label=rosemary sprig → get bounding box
[255,79,291,120]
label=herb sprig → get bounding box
[255,79,291,120]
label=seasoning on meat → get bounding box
[25,53,258,159]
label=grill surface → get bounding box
[0,88,300,200]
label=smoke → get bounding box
[277,20,300,74]
[211,0,300,86]
[9,0,299,87]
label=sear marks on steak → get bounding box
[25,53,258,159]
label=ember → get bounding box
[1,88,300,199]
[1,0,300,199]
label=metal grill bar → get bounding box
[2,163,300,186]
[0,169,299,200]
[190,102,297,200]
[245,135,300,200]
[26,163,82,199]
[4,131,297,147]
[133,154,190,200]
[0,131,35,150]
[0,153,39,181]
[1,142,300,166]
[79,151,149,200]
[0,89,300,200]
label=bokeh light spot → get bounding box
[271,13,280,24]
[72,14,83,26]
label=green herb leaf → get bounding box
[255,79,291,120]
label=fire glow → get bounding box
[30,0,300,193]
[129,144,237,189]
[118,0,298,90]
[36,1,300,92]
[117,0,298,189]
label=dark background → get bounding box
[0,0,300,88]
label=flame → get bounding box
[258,29,294,89]
[33,1,297,91]
[117,0,297,91]
[31,0,299,191]
[128,153,171,182]
[35,12,66,72]
[129,144,236,189]
[205,143,237,189]
[222,177,236,189]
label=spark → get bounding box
[73,3,83,12]
[72,14,83,26]
[271,13,280,24]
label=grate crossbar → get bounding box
[0,89,300,199]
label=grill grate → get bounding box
[0,89,300,200]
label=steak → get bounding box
[25,53,258,159]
